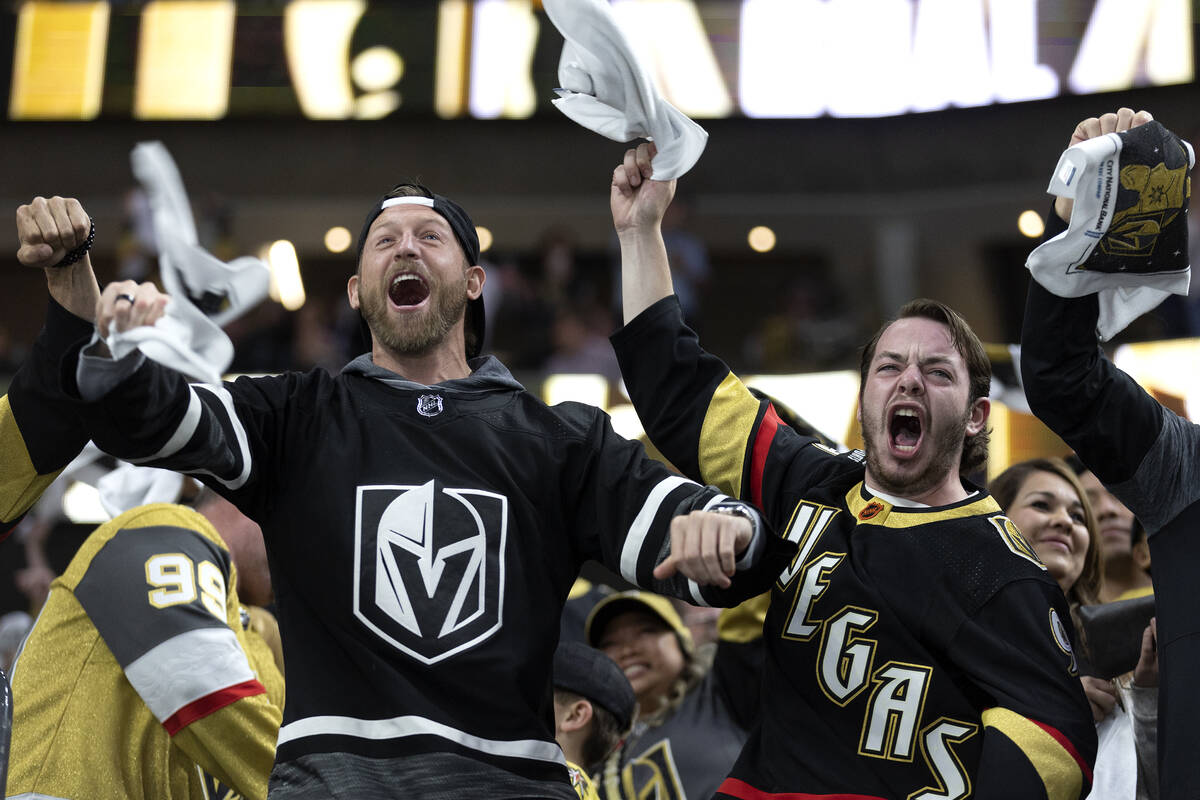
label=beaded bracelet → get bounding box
[54,220,95,268]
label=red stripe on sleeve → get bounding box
[1031,717,1094,785]
[162,679,266,736]
[718,777,886,800]
[750,405,782,508]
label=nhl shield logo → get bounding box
[417,394,443,417]
[353,481,508,664]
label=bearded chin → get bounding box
[363,279,469,357]
[863,410,970,497]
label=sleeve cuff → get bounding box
[709,501,767,570]
[77,334,146,402]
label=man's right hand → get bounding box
[97,280,170,339]
[16,196,91,269]
[652,509,754,589]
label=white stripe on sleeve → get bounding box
[125,626,255,723]
[619,475,696,584]
[128,387,203,463]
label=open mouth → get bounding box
[388,273,430,308]
[889,408,922,453]
[622,663,648,681]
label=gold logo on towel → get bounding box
[1100,147,1190,259]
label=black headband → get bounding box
[355,184,485,359]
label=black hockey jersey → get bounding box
[1023,211,1200,800]
[1,298,94,537]
[612,296,1097,800]
[71,343,751,798]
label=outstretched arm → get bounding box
[2,196,103,537]
[611,142,677,324]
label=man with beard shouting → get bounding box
[48,184,780,799]
[608,145,1097,799]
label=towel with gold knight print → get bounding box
[1026,120,1194,340]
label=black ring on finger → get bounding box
[116,293,136,305]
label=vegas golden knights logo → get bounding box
[990,516,1046,570]
[353,480,509,664]
[1100,152,1190,259]
[604,740,686,800]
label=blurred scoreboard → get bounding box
[4,0,1193,121]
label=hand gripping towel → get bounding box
[1026,121,1193,340]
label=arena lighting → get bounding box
[747,225,776,253]
[62,481,109,525]
[7,0,1193,121]
[607,404,647,443]
[9,1,109,119]
[434,0,470,118]
[610,0,732,117]
[134,1,235,120]
[476,226,494,253]
[1017,210,1045,238]
[324,226,352,253]
[284,0,366,119]
[468,0,538,119]
[738,0,1186,117]
[1070,0,1193,92]
[542,373,608,409]
[745,372,860,450]
[349,45,402,118]
[352,46,403,92]
[268,240,307,311]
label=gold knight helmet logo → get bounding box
[1100,135,1192,261]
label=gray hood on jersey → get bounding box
[342,354,525,393]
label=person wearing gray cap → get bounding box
[552,641,635,799]
[48,184,788,799]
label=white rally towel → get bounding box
[1026,121,1194,341]
[56,442,187,520]
[543,0,707,180]
[101,142,271,385]
[96,462,186,519]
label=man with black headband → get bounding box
[37,185,782,799]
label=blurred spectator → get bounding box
[488,253,556,370]
[743,275,859,373]
[116,187,157,281]
[991,457,1157,800]
[585,591,766,800]
[290,299,345,373]
[1066,454,1155,603]
[7,493,283,800]
[543,303,622,384]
